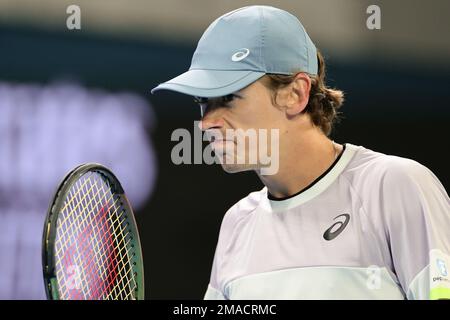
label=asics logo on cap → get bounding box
[231,48,250,62]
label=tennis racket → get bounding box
[42,163,144,300]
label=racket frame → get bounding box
[42,163,145,300]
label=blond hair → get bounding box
[262,51,344,136]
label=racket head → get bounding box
[42,163,144,300]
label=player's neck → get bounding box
[257,128,341,199]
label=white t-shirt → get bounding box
[204,143,450,300]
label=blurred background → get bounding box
[0,0,449,299]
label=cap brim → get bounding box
[151,69,265,98]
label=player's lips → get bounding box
[209,137,235,150]
[206,131,235,149]
[211,139,234,146]
[208,135,233,143]
[211,139,231,142]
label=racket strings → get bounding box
[57,177,118,299]
[62,204,121,299]
[55,174,113,257]
[84,178,137,299]
[61,181,135,299]
[54,172,137,300]
[93,178,137,299]
[60,217,134,300]
[79,178,133,299]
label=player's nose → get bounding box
[198,112,224,131]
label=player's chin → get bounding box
[219,163,258,174]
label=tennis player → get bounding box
[152,5,450,299]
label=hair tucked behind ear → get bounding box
[263,50,344,136]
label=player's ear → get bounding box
[284,73,311,116]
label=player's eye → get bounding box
[195,94,240,118]
[221,94,237,104]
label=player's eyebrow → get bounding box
[194,93,243,105]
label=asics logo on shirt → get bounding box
[323,214,350,241]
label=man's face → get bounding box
[197,78,282,174]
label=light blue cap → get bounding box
[151,5,317,98]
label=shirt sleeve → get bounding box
[204,284,226,300]
[380,158,450,299]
